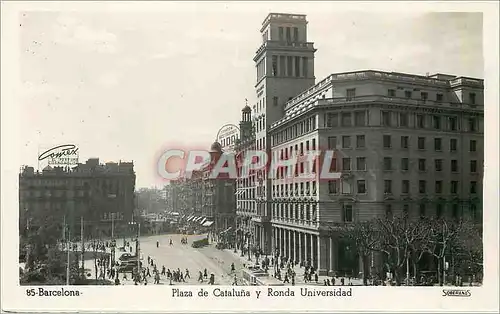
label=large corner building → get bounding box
[235,13,484,277]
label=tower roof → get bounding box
[210,141,222,153]
[242,105,251,113]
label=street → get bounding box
[84,233,247,286]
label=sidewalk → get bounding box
[223,247,363,286]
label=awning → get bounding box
[199,217,207,225]
[186,216,193,222]
[235,190,244,195]
[202,221,214,227]
[220,227,233,234]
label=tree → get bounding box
[425,218,464,286]
[338,220,378,285]
[406,218,432,285]
[372,215,409,286]
[453,221,483,281]
[372,214,430,286]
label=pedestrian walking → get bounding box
[161,266,166,276]
[230,263,235,273]
[204,268,208,278]
[315,273,319,283]
[198,271,204,283]
[232,274,238,286]
[185,269,190,279]
[209,274,215,285]
[156,240,159,248]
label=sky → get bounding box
[16,3,483,188]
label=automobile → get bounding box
[118,260,142,268]
[118,253,137,261]
[117,262,143,273]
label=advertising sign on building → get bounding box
[216,124,240,153]
[38,144,79,168]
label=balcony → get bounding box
[254,40,315,59]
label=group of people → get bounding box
[180,237,189,245]
[197,268,215,285]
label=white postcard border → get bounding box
[1,1,499,312]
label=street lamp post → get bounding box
[128,221,141,282]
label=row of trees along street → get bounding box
[20,212,117,285]
[337,214,483,286]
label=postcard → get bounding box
[1,1,498,313]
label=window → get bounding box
[357,180,366,194]
[399,113,408,127]
[435,159,443,171]
[401,158,409,171]
[383,157,392,170]
[436,204,443,218]
[405,90,412,98]
[388,89,396,97]
[418,137,426,150]
[273,96,278,107]
[285,27,291,42]
[383,135,392,148]
[419,180,426,193]
[385,204,393,219]
[435,181,443,194]
[355,111,366,126]
[433,115,441,129]
[469,92,476,105]
[450,139,458,152]
[416,114,425,128]
[278,27,284,41]
[451,181,458,194]
[328,136,337,149]
[326,113,338,127]
[470,181,477,194]
[272,56,278,76]
[346,88,356,101]
[303,57,308,78]
[451,160,458,172]
[328,180,338,194]
[343,205,353,222]
[342,136,351,148]
[449,116,458,131]
[382,111,391,126]
[419,204,426,217]
[470,204,478,220]
[436,93,443,102]
[402,180,410,194]
[286,56,292,76]
[342,158,351,171]
[434,138,442,151]
[341,113,352,126]
[403,204,409,216]
[356,135,365,148]
[384,180,392,194]
[401,136,409,148]
[452,204,459,220]
[421,92,428,100]
[470,160,477,173]
[356,157,366,171]
[470,140,477,152]
[293,27,298,41]
[468,117,477,132]
[418,158,426,171]
[294,56,300,77]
